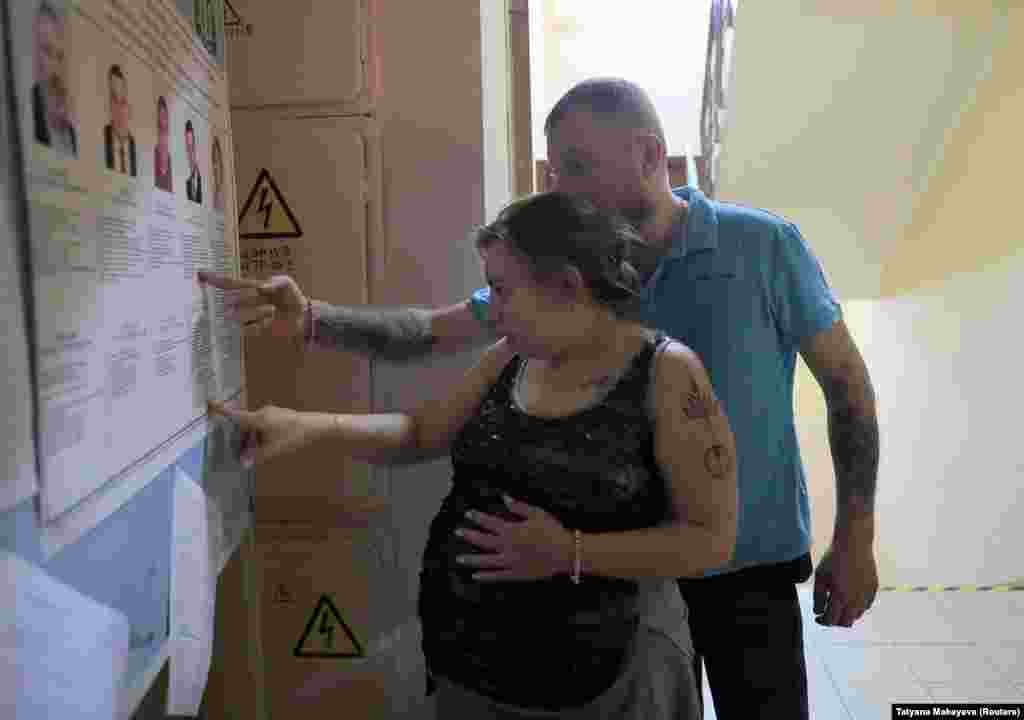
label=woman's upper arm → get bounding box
[409,338,514,457]
[652,342,738,546]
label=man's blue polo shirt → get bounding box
[469,187,841,575]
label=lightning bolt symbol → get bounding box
[257,187,273,229]
[318,611,334,649]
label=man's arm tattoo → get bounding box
[314,304,437,362]
[683,377,734,479]
[826,374,879,513]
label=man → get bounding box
[32,1,77,157]
[103,65,136,176]
[185,120,202,204]
[200,78,880,719]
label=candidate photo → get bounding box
[185,120,202,204]
[211,137,224,212]
[32,1,78,157]
[154,96,173,192]
[103,64,137,176]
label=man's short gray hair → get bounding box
[544,77,666,146]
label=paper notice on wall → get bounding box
[0,22,39,512]
[0,551,131,720]
[7,0,240,524]
[0,231,38,514]
[168,467,216,717]
[203,412,253,573]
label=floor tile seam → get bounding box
[979,651,1024,689]
[811,645,856,720]
[817,642,978,648]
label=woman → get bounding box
[154,96,173,192]
[210,191,737,718]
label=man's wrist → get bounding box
[834,503,876,546]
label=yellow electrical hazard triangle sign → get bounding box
[294,595,363,658]
[239,168,303,240]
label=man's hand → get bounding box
[455,495,574,582]
[198,271,307,340]
[813,535,879,627]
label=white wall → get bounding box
[722,1,1021,586]
[481,0,513,219]
[795,249,1024,587]
[533,0,710,158]
[719,4,1001,300]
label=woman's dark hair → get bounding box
[473,191,648,318]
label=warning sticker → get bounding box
[239,244,294,277]
[224,0,242,27]
[238,169,302,240]
[273,583,295,605]
[294,594,363,659]
[224,0,253,37]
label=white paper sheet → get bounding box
[39,413,210,558]
[0,11,39,512]
[207,494,226,576]
[6,0,241,524]
[118,640,170,720]
[168,467,216,716]
[0,551,130,720]
[206,199,243,401]
[203,413,253,573]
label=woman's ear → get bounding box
[558,265,587,304]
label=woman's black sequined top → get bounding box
[418,332,672,710]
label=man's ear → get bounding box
[639,132,665,179]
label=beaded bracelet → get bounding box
[570,529,582,584]
[303,297,314,348]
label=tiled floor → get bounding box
[699,587,1024,719]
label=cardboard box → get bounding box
[255,510,415,720]
[226,0,379,111]
[200,529,269,720]
[230,110,385,519]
